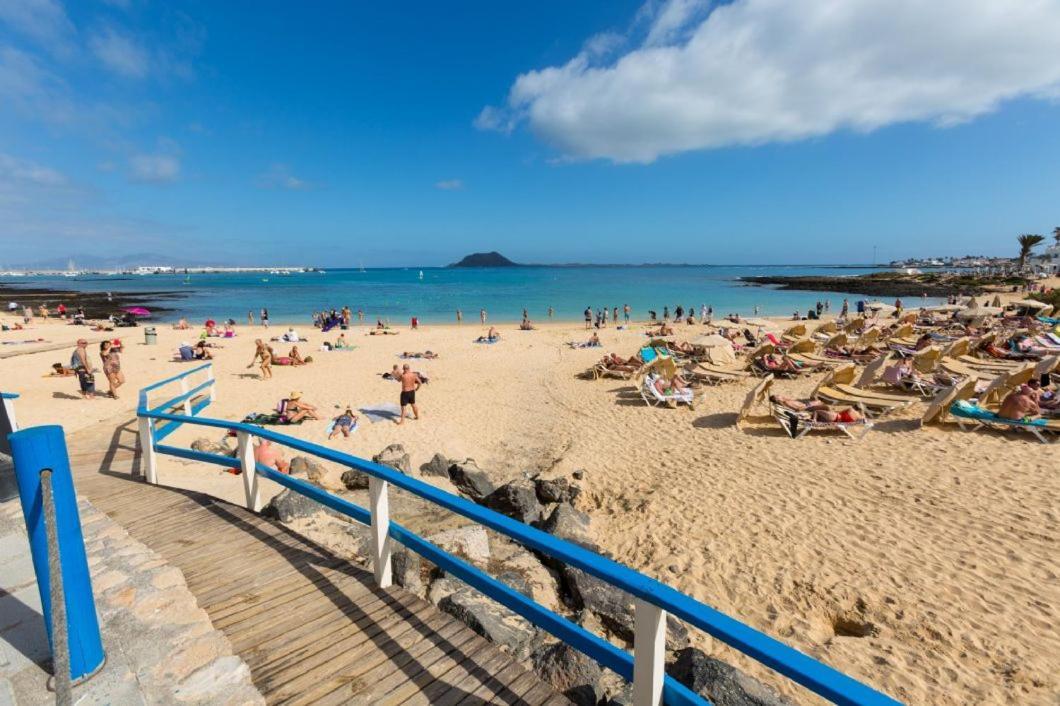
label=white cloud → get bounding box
[0,0,76,55]
[434,179,464,191]
[481,0,1060,163]
[257,163,312,191]
[0,153,67,186]
[130,153,180,183]
[89,25,150,78]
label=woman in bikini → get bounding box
[100,340,125,399]
[248,339,272,379]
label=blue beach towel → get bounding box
[951,400,1047,427]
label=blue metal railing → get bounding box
[1,393,19,399]
[135,364,899,706]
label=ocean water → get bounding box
[2,266,937,323]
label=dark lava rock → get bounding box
[562,566,688,650]
[531,641,604,706]
[261,488,322,523]
[447,459,496,502]
[372,443,411,474]
[340,468,370,490]
[438,584,536,658]
[538,505,594,546]
[484,479,543,524]
[667,647,795,706]
[534,477,579,505]
[419,452,450,478]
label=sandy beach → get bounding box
[2,295,1057,705]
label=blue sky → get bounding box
[2,0,1059,267]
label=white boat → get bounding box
[418,270,424,280]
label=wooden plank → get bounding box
[290,616,482,706]
[412,640,516,706]
[243,590,403,674]
[454,658,533,705]
[309,618,471,706]
[218,575,375,645]
[265,597,460,699]
[370,631,499,706]
[210,564,360,624]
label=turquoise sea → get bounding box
[2,266,937,323]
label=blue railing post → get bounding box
[9,425,106,685]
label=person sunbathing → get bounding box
[193,340,213,360]
[281,392,319,423]
[289,345,307,365]
[769,395,863,423]
[600,353,639,373]
[759,353,801,372]
[329,408,358,439]
[334,334,349,348]
[254,438,290,473]
[519,317,535,330]
[49,362,76,377]
[587,332,600,347]
[652,323,675,336]
[382,364,429,383]
[173,318,190,330]
[999,385,1041,421]
[401,351,439,359]
[476,326,500,343]
[652,374,691,397]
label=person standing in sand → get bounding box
[624,303,631,324]
[261,308,269,328]
[480,308,487,325]
[100,340,124,399]
[71,338,96,398]
[248,339,272,379]
[248,310,254,326]
[456,309,462,323]
[396,364,422,425]
[548,306,554,320]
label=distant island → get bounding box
[448,252,521,268]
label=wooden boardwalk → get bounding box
[65,420,565,705]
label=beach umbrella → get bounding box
[691,334,730,347]
[122,306,151,317]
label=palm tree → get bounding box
[1017,233,1045,270]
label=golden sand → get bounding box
[2,295,1057,704]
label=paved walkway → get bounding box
[0,494,262,705]
[61,419,563,705]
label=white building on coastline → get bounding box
[1032,243,1060,274]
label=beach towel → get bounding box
[640,346,658,363]
[242,412,305,426]
[474,338,499,344]
[951,400,1047,427]
[358,403,402,423]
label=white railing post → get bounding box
[180,377,192,416]
[237,431,261,512]
[206,364,216,403]
[137,416,158,484]
[633,598,666,706]
[2,396,18,433]
[369,476,393,588]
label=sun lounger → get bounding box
[950,400,1059,443]
[811,385,912,417]
[921,379,977,426]
[686,362,751,385]
[769,400,874,440]
[641,374,695,408]
[735,375,774,429]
